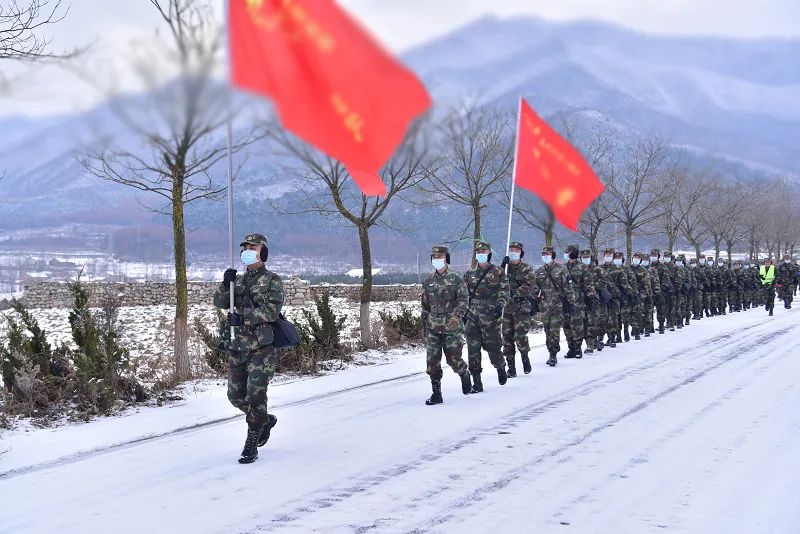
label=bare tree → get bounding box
[80,0,257,381]
[0,0,77,61]
[604,137,671,259]
[658,167,709,253]
[422,103,514,258]
[269,122,430,349]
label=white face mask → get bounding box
[476,253,489,264]
[613,258,623,266]
[633,258,642,266]
[699,259,706,265]
[663,257,672,264]
[603,256,613,264]
[743,265,749,270]
[509,252,521,262]
[542,256,553,265]
[717,260,724,266]
[650,256,659,264]
[642,260,651,267]
[581,257,591,265]
[432,258,446,271]
[690,263,697,268]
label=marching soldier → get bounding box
[688,257,704,320]
[563,244,596,358]
[662,251,683,330]
[676,254,692,326]
[642,253,660,336]
[602,249,633,346]
[533,246,576,366]
[463,240,510,392]
[776,254,796,309]
[619,253,638,342]
[630,252,652,340]
[421,245,473,405]
[650,249,673,333]
[214,233,284,464]
[759,257,777,316]
[581,250,604,352]
[501,241,535,376]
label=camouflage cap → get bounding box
[689,257,698,263]
[663,250,674,257]
[474,240,491,251]
[613,251,624,258]
[541,246,555,254]
[633,251,645,258]
[431,245,450,255]
[650,249,661,256]
[676,254,686,262]
[508,241,524,250]
[565,244,580,254]
[240,233,268,247]
[580,249,592,256]
[604,248,615,255]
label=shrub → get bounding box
[379,305,423,346]
[193,310,228,376]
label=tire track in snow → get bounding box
[251,311,796,533]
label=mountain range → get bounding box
[1,15,797,263]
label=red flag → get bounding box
[514,98,605,231]
[228,0,431,196]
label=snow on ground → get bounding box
[2,305,800,533]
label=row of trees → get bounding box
[4,1,799,382]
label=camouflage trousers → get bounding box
[702,290,712,312]
[541,310,563,354]
[606,301,620,338]
[729,288,742,310]
[762,286,776,310]
[655,295,669,325]
[426,330,467,380]
[465,317,505,373]
[228,347,278,429]
[502,311,532,355]
[563,305,587,345]
[673,293,684,325]
[779,285,793,306]
[619,300,632,325]
[642,298,654,332]
[681,292,691,319]
[585,302,603,341]
[716,290,728,312]
[628,301,643,330]
[693,291,703,316]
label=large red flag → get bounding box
[514,98,604,231]
[228,0,431,196]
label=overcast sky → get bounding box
[1,0,799,118]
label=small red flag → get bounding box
[228,0,431,196]
[514,98,605,231]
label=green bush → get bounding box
[379,305,423,346]
[194,310,228,376]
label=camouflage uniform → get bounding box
[584,251,607,351]
[214,233,284,433]
[643,254,661,335]
[697,256,713,317]
[630,253,652,339]
[533,247,576,366]
[421,247,469,381]
[776,257,796,309]
[463,240,509,386]
[563,244,596,357]
[676,254,692,325]
[650,249,673,333]
[602,249,633,346]
[619,253,640,341]
[502,241,535,375]
[714,259,729,315]
[689,258,705,319]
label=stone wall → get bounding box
[20,279,421,308]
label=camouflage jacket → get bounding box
[645,265,662,299]
[421,267,469,334]
[506,261,535,314]
[589,264,610,302]
[602,264,633,301]
[652,262,674,294]
[696,265,711,291]
[565,261,597,308]
[662,264,682,296]
[464,263,510,324]
[533,262,576,314]
[631,265,653,299]
[776,263,797,286]
[684,267,698,293]
[623,266,639,300]
[213,265,285,352]
[724,268,737,290]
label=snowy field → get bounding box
[2,305,800,533]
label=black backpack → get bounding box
[271,313,301,348]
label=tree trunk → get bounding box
[470,203,482,267]
[625,222,633,262]
[725,240,733,262]
[357,223,375,349]
[545,209,554,248]
[713,237,721,261]
[172,189,190,382]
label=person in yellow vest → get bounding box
[759,258,776,316]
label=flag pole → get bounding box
[504,96,523,265]
[225,0,236,341]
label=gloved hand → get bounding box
[228,312,243,327]
[776,284,784,288]
[564,301,575,314]
[495,305,503,319]
[501,256,510,269]
[446,315,462,331]
[223,268,237,284]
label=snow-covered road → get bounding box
[2,307,800,533]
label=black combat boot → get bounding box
[596,336,605,351]
[546,352,558,367]
[623,325,630,342]
[685,316,690,326]
[426,379,444,405]
[470,372,483,393]
[497,364,508,385]
[633,327,641,341]
[521,351,532,374]
[565,343,577,358]
[769,306,774,317]
[574,341,583,358]
[606,334,617,348]
[658,322,665,334]
[459,370,472,395]
[506,356,517,378]
[239,426,261,464]
[669,321,676,331]
[258,414,278,447]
